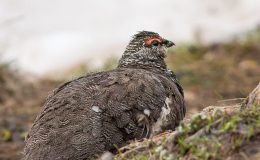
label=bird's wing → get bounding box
[95,68,185,138]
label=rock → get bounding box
[241,82,260,110]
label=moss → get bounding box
[132,154,150,160]
[232,136,243,151]
[218,115,242,134]
[177,137,190,155]
[2,128,12,141]
[247,125,254,139]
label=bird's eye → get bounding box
[151,40,159,46]
[145,38,162,46]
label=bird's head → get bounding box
[118,31,175,69]
[124,31,174,58]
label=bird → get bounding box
[23,31,185,160]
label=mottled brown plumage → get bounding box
[24,31,185,160]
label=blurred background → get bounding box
[0,0,260,159]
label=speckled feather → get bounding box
[23,31,185,160]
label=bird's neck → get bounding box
[117,52,167,72]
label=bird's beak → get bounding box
[163,39,175,48]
